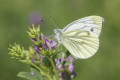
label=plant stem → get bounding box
[30,62,52,80]
[49,58,59,80]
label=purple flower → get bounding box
[40,34,57,50]
[34,46,40,52]
[67,56,74,63]
[68,64,74,72]
[71,71,77,78]
[55,59,60,67]
[46,40,56,50]
[62,71,71,80]
[30,58,35,62]
[31,38,37,41]
[55,53,76,80]
[40,35,48,49]
[55,59,62,70]
[40,35,46,41]
[42,43,48,49]
[29,12,43,27]
[67,56,74,72]
[40,56,44,61]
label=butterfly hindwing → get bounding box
[61,30,99,59]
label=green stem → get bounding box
[49,58,59,80]
[30,62,52,80]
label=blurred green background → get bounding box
[0,0,120,80]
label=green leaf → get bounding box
[17,72,38,80]
[30,67,43,80]
[56,52,62,59]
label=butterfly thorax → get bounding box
[54,29,63,43]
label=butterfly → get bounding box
[54,16,104,59]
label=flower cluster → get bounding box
[8,25,77,80]
[32,34,57,55]
[9,43,30,63]
[55,53,77,80]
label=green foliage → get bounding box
[27,25,40,39]
[8,25,59,80]
[18,72,37,80]
[17,67,43,80]
[30,67,43,79]
[8,43,30,63]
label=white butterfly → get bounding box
[54,16,104,59]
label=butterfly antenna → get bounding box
[50,16,57,29]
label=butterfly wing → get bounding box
[61,30,99,59]
[62,16,104,37]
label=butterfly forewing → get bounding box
[62,16,104,37]
[61,30,99,59]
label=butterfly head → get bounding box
[54,29,62,35]
[54,29,62,43]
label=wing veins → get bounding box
[68,37,98,56]
[64,39,81,57]
[63,17,93,31]
[70,39,88,58]
[80,43,94,55]
[67,38,98,50]
[67,36,98,46]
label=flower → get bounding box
[30,58,35,62]
[40,35,57,50]
[55,53,77,80]
[40,56,44,61]
[67,56,74,63]
[55,53,65,70]
[69,64,74,72]
[34,46,40,52]
[71,71,77,78]
[29,12,43,27]
[55,59,62,70]
[46,39,56,50]
[67,56,74,72]
[42,43,48,49]
[31,38,37,41]
[40,35,46,41]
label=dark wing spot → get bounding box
[90,28,94,32]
